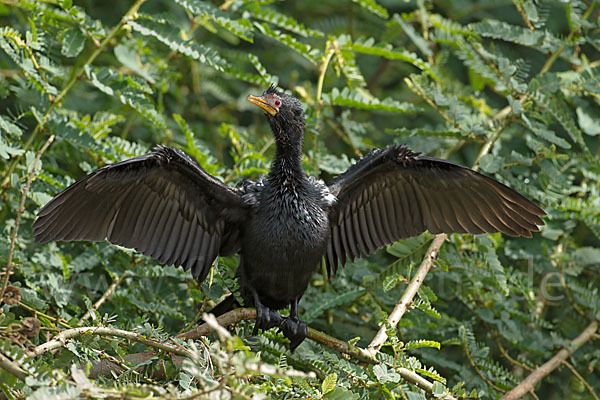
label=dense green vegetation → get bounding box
[1,0,599,398]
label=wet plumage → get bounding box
[34,86,546,350]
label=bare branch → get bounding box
[25,326,192,361]
[367,234,446,354]
[501,320,598,400]
[0,352,28,381]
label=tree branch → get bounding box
[0,352,28,381]
[367,234,446,354]
[501,320,598,400]
[25,326,192,361]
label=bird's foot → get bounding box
[279,316,307,352]
[253,303,283,335]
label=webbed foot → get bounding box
[279,316,307,351]
[253,301,283,335]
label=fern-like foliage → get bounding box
[0,0,598,399]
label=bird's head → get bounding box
[247,85,305,144]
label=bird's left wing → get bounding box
[33,146,247,281]
[325,145,545,274]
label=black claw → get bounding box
[253,303,283,335]
[279,316,307,351]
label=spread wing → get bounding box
[33,146,248,281]
[325,145,546,273]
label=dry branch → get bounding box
[501,320,598,400]
[0,352,28,381]
[26,326,192,361]
[367,234,446,354]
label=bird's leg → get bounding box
[251,289,282,335]
[279,298,307,351]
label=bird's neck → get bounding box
[269,124,306,184]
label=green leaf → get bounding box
[174,0,253,42]
[404,339,441,350]
[323,87,421,113]
[392,14,432,56]
[476,237,509,296]
[382,274,402,292]
[0,27,58,95]
[334,36,367,89]
[128,16,227,72]
[349,37,438,80]
[386,127,465,138]
[319,153,352,175]
[324,388,360,400]
[530,76,589,154]
[415,299,441,319]
[373,364,400,384]
[114,43,155,83]
[522,117,571,149]
[479,154,502,174]
[84,65,165,128]
[247,54,276,85]
[432,381,446,397]
[415,367,446,383]
[253,22,321,65]
[61,27,85,57]
[246,5,323,38]
[573,247,600,266]
[576,106,600,136]
[351,0,389,19]
[470,19,559,51]
[322,372,337,394]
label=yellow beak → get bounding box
[247,94,278,116]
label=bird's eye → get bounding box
[274,99,281,107]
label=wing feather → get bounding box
[326,145,545,270]
[33,146,248,280]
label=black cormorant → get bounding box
[33,85,546,350]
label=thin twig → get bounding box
[463,332,506,393]
[367,234,446,354]
[79,272,131,323]
[561,360,599,400]
[1,135,55,301]
[493,332,534,372]
[19,301,74,329]
[501,320,598,400]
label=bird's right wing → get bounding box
[325,145,545,273]
[33,146,247,281]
